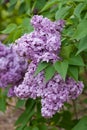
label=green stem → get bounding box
[73,100,78,120]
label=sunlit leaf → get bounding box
[35,62,49,76]
[40,0,59,12]
[54,60,68,80]
[72,19,87,40]
[21,18,33,33]
[1,23,17,34]
[10,0,17,5]
[61,45,74,59]
[55,6,71,20]
[76,36,87,55]
[44,65,56,81]
[69,55,84,66]
[68,66,78,81]
[74,3,86,19]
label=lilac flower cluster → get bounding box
[0,42,28,88]
[14,15,65,63]
[14,62,84,118]
[0,15,84,118]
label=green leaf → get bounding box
[61,45,74,59]
[55,6,71,20]
[0,89,7,112]
[40,0,59,12]
[36,102,42,118]
[38,124,47,130]
[16,125,24,130]
[68,66,78,81]
[51,128,58,130]
[34,0,46,10]
[59,111,73,130]
[72,19,87,40]
[69,55,84,66]
[13,29,23,42]
[84,12,87,19]
[32,127,39,130]
[3,28,22,43]
[74,3,86,19]
[83,99,87,104]
[76,36,87,55]
[1,23,17,34]
[34,62,49,76]
[0,0,4,4]
[44,65,56,81]
[15,99,35,126]
[72,116,87,130]
[0,95,6,112]
[21,18,33,33]
[24,126,32,130]
[73,0,85,2]
[54,60,68,80]
[16,126,32,130]
[25,0,31,14]
[10,0,17,5]
[16,99,25,108]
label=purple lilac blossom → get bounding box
[0,42,28,88]
[14,61,46,99]
[14,62,84,118]
[14,15,65,63]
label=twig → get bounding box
[72,100,78,120]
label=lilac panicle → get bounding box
[0,42,28,88]
[14,15,64,63]
[14,62,84,118]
